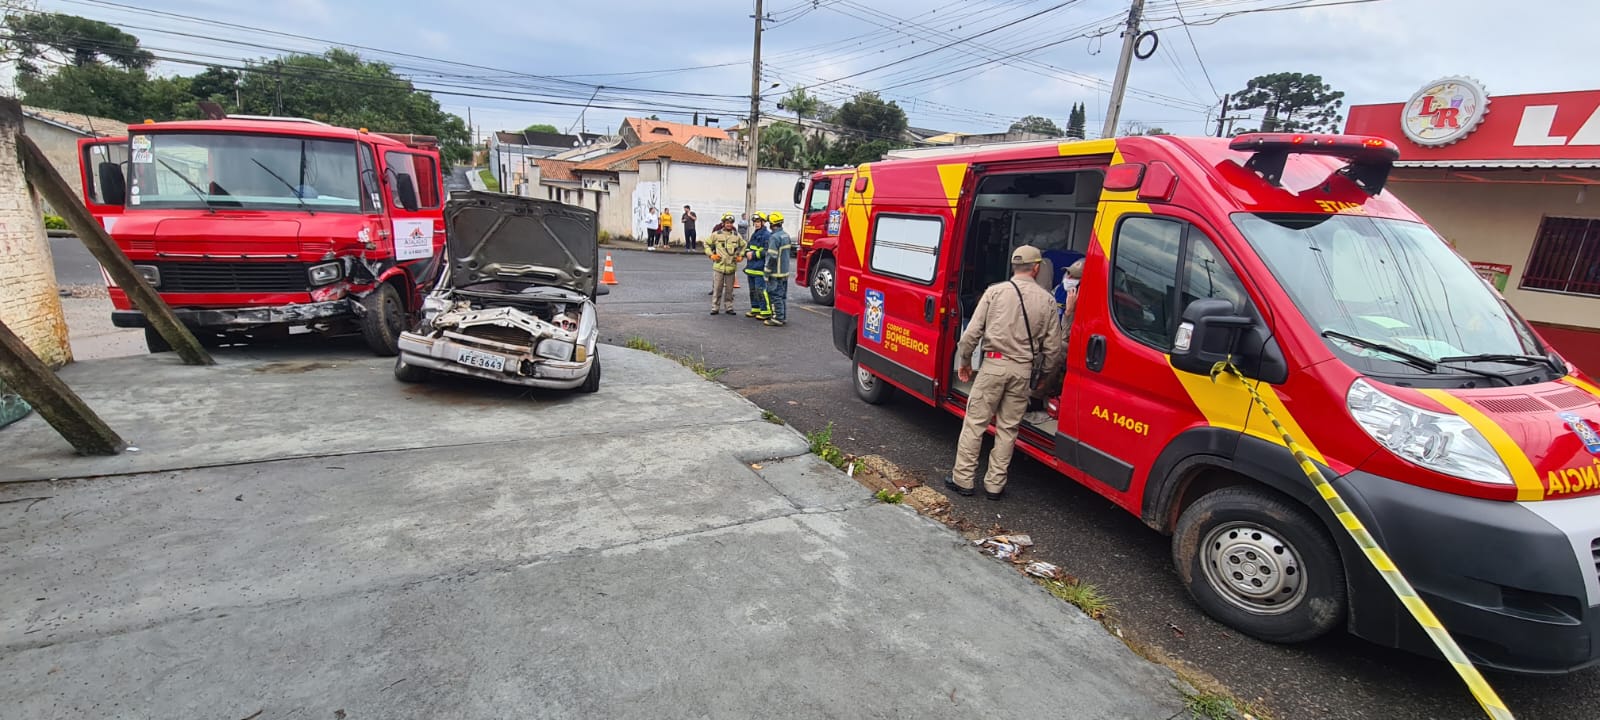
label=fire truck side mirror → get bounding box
[394,173,420,212]
[98,162,127,206]
[793,179,804,207]
[1171,298,1253,376]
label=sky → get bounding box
[23,0,1600,143]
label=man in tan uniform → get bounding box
[946,245,1066,500]
[705,213,746,315]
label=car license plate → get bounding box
[456,348,506,372]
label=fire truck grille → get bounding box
[152,262,310,293]
[461,325,532,347]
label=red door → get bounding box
[1068,205,1256,499]
[854,207,962,403]
[379,149,447,300]
[78,137,128,231]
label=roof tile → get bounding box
[571,141,727,173]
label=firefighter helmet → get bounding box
[767,211,785,225]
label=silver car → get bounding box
[395,192,604,392]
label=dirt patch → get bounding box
[252,361,337,374]
[58,284,108,299]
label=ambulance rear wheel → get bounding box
[809,257,836,306]
[1173,485,1345,643]
[853,359,894,405]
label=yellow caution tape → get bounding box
[1210,361,1515,720]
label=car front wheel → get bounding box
[578,352,601,393]
[394,356,430,383]
[1172,485,1346,644]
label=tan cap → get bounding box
[1011,245,1043,264]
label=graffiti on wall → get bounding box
[631,181,661,239]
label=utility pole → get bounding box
[1101,0,1144,139]
[744,0,764,225]
[1214,93,1229,137]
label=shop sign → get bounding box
[1402,77,1490,147]
[1472,261,1513,292]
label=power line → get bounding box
[1171,1,1220,99]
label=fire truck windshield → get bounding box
[1236,213,1547,379]
[129,132,362,213]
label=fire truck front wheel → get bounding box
[809,257,836,306]
[360,284,405,356]
[144,327,172,353]
[1172,484,1346,644]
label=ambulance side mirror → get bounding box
[1172,298,1253,376]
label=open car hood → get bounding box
[444,191,598,297]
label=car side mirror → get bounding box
[98,162,127,206]
[595,283,610,297]
[1171,298,1253,376]
[394,172,420,212]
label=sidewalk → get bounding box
[466,166,488,191]
[0,346,1187,719]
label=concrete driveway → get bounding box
[0,346,1186,719]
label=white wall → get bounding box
[653,162,804,236]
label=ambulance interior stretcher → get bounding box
[952,169,1103,438]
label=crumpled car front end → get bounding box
[395,191,602,391]
[398,287,597,389]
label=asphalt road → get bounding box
[50,235,103,287]
[596,247,1599,720]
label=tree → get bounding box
[523,123,559,133]
[835,92,907,143]
[1009,115,1062,136]
[777,86,820,127]
[3,12,152,77]
[759,122,804,169]
[813,101,838,124]
[801,133,831,170]
[234,49,472,166]
[1065,103,1087,139]
[1229,72,1345,133]
[1120,121,1167,136]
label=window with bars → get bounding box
[1521,216,1600,297]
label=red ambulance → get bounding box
[821,133,1600,673]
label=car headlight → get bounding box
[1345,378,1512,485]
[133,265,161,288]
[536,338,574,361]
[421,294,451,324]
[308,261,342,286]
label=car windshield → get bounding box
[128,132,361,212]
[1235,213,1544,377]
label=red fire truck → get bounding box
[826,133,1600,673]
[792,167,854,306]
[79,117,447,355]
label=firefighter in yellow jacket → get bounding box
[705,213,746,315]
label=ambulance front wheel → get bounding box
[1173,484,1346,644]
[853,359,895,405]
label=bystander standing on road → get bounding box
[946,245,1064,500]
[737,213,750,240]
[762,212,794,327]
[659,208,674,247]
[682,205,698,251]
[706,214,745,315]
[744,214,771,319]
[645,206,661,250]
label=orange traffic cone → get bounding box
[602,254,619,285]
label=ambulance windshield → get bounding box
[1236,213,1546,377]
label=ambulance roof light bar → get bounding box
[1228,133,1400,196]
